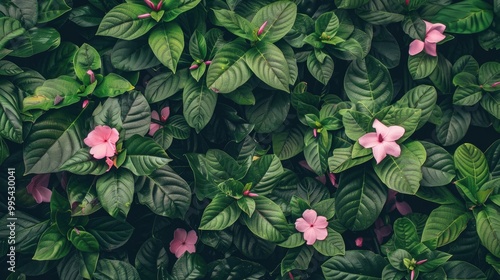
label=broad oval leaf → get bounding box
[119,91,151,140]
[137,165,191,219]
[183,77,218,133]
[243,154,284,195]
[206,39,251,93]
[87,217,134,251]
[145,69,187,103]
[212,9,255,40]
[199,193,240,230]
[148,22,184,73]
[37,0,71,23]
[111,39,160,71]
[420,141,456,187]
[435,102,471,146]
[281,246,314,276]
[122,135,171,176]
[475,205,500,258]
[272,127,304,160]
[135,238,168,280]
[433,0,493,34]
[454,143,489,187]
[251,1,297,43]
[321,250,388,279]
[23,75,82,111]
[241,196,289,242]
[94,259,140,280]
[74,43,101,82]
[96,3,156,40]
[422,204,471,250]
[307,52,334,85]
[60,148,108,175]
[344,55,393,106]
[96,168,135,221]
[335,167,387,231]
[0,17,25,49]
[442,261,487,280]
[313,228,345,257]
[395,85,438,129]
[408,52,438,80]
[93,73,134,98]
[245,41,290,92]
[33,224,71,261]
[245,91,290,133]
[24,109,84,174]
[0,80,22,143]
[68,229,100,253]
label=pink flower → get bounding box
[355,237,363,247]
[26,174,52,204]
[169,228,198,258]
[105,157,114,172]
[84,125,119,159]
[387,190,412,215]
[295,209,328,245]
[374,218,392,244]
[257,21,268,36]
[86,70,95,84]
[82,100,89,108]
[358,119,405,164]
[148,107,170,136]
[409,21,446,57]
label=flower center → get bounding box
[182,242,186,245]
[310,224,314,227]
[378,134,384,143]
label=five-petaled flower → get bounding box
[84,125,119,159]
[295,209,328,245]
[409,21,446,57]
[358,119,405,164]
[149,106,170,136]
[26,174,52,204]
[169,228,198,258]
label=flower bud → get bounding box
[257,21,268,36]
[86,69,95,83]
[189,64,199,70]
[138,13,152,19]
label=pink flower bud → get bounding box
[410,270,415,280]
[189,64,199,70]
[155,0,163,11]
[492,81,500,87]
[405,0,409,5]
[328,173,337,187]
[86,69,95,84]
[416,259,427,265]
[313,128,318,138]
[258,21,268,36]
[243,190,258,197]
[138,13,151,19]
[82,100,89,108]
[355,237,363,247]
[204,60,212,65]
[74,228,80,235]
[211,88,220,93]
[160,106,170,122]
[53,95,64,105]
[288,272,294,280]
[144,0,155,9]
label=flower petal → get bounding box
[169,240,183,255]
[314,227,328,241]
[425,21,446,34]
[89,143,109,159]
[424,42,438,56]
[36,186,52,203]
[185,230,198,245]
[303,228,317,245]
[314,216,328,229]
[409,39,425,56]
[384,125,405,142]
[358,133,379,148]
[295,218,310,233]
[151,110,159,121]
[382,141,402,158]
[174,245,188,258]
[302,209,318,224]
[173,228,187,242]
[426,30,446,43]
[160,107,170,122]
[372,144,388,164]
[396,201,413,216]
[149,123,160,136]
[184,244,196,254]
[107,128,120,144]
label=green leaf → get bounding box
[344,55,393,106]
[243,154,284,195]
[486,139,500,178]
[189,30,207,60]
[96,169,135,221]
[272,127,304,160]
[212,9,255,40]
[393,218,427,255]
[481,92,500,119]
[251,1,297,43]
[137,165,191,219]
[183,77,218,133]
[65,175,101,216]
[475,205,500,258]
[96,3,157,40]
[370,26,401,69]
[94,259,140,280]
[328,146,372,173]
[441,261,487,280]
[0,212,49,253]
[135,238,168,280]
[374,107,421,142]
[93,96,122,129]
[206,39,251,93]
[111,39,161,71]
[408,52,438,79]
[0,16,25,49]
[315,11,340,38]
[209,257,266,279]
[74,43,101,82]
[453,85,483,106]
[342,110,372,141]
[162,0,202,22]
[0,81,22,143]
[245,41,290,92]
[171,253,207,280]
[199,193,240,230]
[145,70,187,103]
[60,148,108,175]
[421,204,471,250]
[33,224,71,261]
[335,167,387,231]
[321,250,388,279]
[23,76,81,111]
[356,1,405,25]
[278,232,305,249]
[233,223,276,260]
[435,102,471,146]
[70,5,104,28]
[335,0,370,9]
[245,91,289,134]
[8,27,60,58]
[388,249,412,271]
[313,228,345,257]
[452,55,479,76]
[281,246,314,276]
[87,217,134,251]
[69,229,100,253]
[36,42,78,79]
[204,149,247,182]
[93,73,134,98]
[0,60,23,76]
[455,143,490,189]
[429,55,453,94]
[148,22,184,73]
[307,51,334,85]
[433,0,493,34]
[238,197,256,217]
[241,196,289,242]
[122,135,171,176]
[24,109,84,174]
[395,85,437,129]
[373,142,424,195]
[303,131,331,176]
[37,0,71,23]
[119,91,151,140]
[420,141,456,187]
[416,186,462,205]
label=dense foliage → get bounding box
[1,0,500,279]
